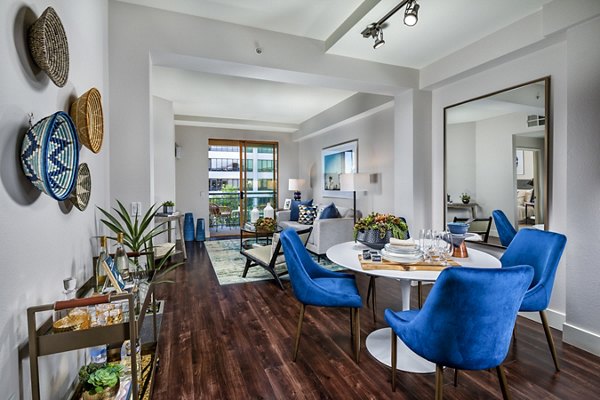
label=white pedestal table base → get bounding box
[365,327,436,373]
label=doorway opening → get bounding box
[208,139,278,238]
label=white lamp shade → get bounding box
[288,178,305,191]
[340,173,370,192]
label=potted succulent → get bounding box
[162,200,175,214]
[460,193,471,204]
[255,217,276,233]
[78,363,123,400]
[353,213,408,249]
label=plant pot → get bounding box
[356,229,392,250]
[461,199,470,204]
[163,205,174,214]
[82,381,119,400]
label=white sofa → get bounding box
[276,205,360,259]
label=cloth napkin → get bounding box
[389,237,417,248]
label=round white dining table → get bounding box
[326,241,501,373]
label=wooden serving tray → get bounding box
[358,255,460,271]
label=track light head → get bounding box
[404,1,419,26]
[373,29,385,49]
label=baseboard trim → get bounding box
[518,308,565,330]
[563,323,600,357]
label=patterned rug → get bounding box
[205,239,341,285]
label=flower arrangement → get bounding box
[255,217,276,232]
[78,363,123,398]
[354,212,408,240]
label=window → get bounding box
[246,159,253,172]
[258,160,273,172]
[209,158,240,172]
[258,179,274,190]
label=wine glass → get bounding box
[419,229,434,262]
[438,231,454,266]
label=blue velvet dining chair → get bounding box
[279,229,363,362]
[492,209,518,247]
[385,266,534,399]
[500,228,567,371]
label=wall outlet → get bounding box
[131,202,142,217]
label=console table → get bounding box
[447,202,479,219]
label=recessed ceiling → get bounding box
[152,66,356,129]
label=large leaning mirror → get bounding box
[444,77,550,247]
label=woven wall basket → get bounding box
[69,163,91,211]
[28,7,69,87]
[70,88,104,153]
[20,111,79,201]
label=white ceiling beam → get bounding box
[324,0,382,51]
[174,115,299,133]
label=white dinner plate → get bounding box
[381,248,423,263]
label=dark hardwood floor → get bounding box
[152,241,600,399]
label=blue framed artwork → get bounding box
[101,256,126,292]
[322,140,357,198]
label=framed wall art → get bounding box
[322,140,357,198]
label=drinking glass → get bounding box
[438,231,454,265]
[419,229,434,262]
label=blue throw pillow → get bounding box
[319,203,340,219]
[290,199,313,221]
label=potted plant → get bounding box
[460,193,471,204]
[353,213,408,249]
[255,217,276,233]
[78,363,123,400]
[162,200,175,214]
[97,201,169,271]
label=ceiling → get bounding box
[119,0,551,131]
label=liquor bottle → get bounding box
[115,232,130,281]
[95,236,108,292]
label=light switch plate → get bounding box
[131,202,142,217]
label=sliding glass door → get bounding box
[208,139,278,236]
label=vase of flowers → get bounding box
[79,363,123,400]
[254,217,276,233]
[354,213,408,249]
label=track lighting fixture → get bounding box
[361,0,419,49]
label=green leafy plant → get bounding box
[162,200,175,207]
[460,193,471,202]
[255,217,276,232]
[97,200,168,268]
[353,213,408,240]
[79,363,122,394]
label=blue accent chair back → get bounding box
[500,228,567,370]
[492,209,517,247]
[279,228,363,362]
[385,266,533,398]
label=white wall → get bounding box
[152,96,176,206]
[446,122,476,205]
[0,1,109,398]
[299,107,396,218]
[563,16,600,355]
[175,127,298,237]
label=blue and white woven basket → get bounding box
[21,111,79,201]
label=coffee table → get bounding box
[240,223,282,250]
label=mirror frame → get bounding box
[443,76,551,248]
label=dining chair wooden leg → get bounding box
[454,368,459,386]
[496,365,511,400]
[371,278,377,324]
[435,364,444,400]
[350,308,355,345]
[418,281,423,309]
[540,310,560,371]
[391,331,397,392]
[366,276,373,306]
[293,304,306,362]
[354,308,361,363]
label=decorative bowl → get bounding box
[28,7,69,87]
[447,222,469,235]
[21,111,79,201]
[70,88,104,153]
[69,163,91,211]
[356,229,392,250]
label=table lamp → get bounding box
[288,179,305,201]
[340,173,370,225]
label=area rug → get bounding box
[205,239,343,285]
